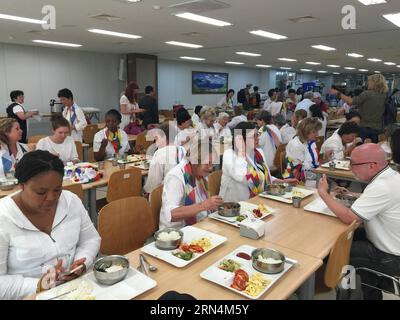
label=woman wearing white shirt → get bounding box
[220,122,297,203]
[0,118,30,178]
[214,112,232,140]
[227,105,247,130]
[191,106,202,129]
[174,108,196,147]
[197,106,217,140]
[58,88,87,143]
[93,109,131,161]
[159,141,223,230]
[0,150,101,300]
[119,82,145,130]
[217,89,235,110]
[36,116,79,164]
[144,123,186,194]
[309,104,328,138]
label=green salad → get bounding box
[218,259,241,273]
[172,251,193,261]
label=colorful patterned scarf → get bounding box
[260,126,281,149]
[183,162,209,226]
[246,149,272,198]
[105,129,122,154]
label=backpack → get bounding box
[383,95,397,128]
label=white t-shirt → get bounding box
[295,99,314,115]
[280,124,296,144]
[317,114,328,138]
[0,190,101,300]
[191,114,201,128]
[286,136,319,170]
[174,128,196,148]
[320,132,344,160]
[214,123,232,139]
[0,142,30,173]
[36,136,79,163]
[264,101,283,116]
[258,129,278,170]
[144,145,186,194]
[62,103,87,142]
[217,96,233,109]
[120,95,139,129]
[351,167,400,256]
[93,128,131,159]
[227,115,247,130]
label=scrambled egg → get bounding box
[244,273,271,297]
[191,237,212,251]
[258,204,271,214]
[292,190,306,198]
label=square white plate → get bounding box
[321,160,351,171]
[304,197,337,218]
[36,267,157,300]
[200,245,297,300]
[209,201,273,228]
[141,226,227,268]
[259,187,315,204]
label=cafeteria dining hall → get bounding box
[2,0,400,307]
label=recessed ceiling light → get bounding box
[126,0,142,2]
[280,67,292,70]
[333,72,341,75]
[180,56,206,61]
[225,61,244,65]
[88,29,142,39]
[357,0,386,5]
[345,67,356,70]
[306,61,321,65]
[327,65,341,68]
[300,69,312,72]
[0,13,46,24]
[397,65,400,68]
[175,12,232,27]
[256,64,272,68]
[278,58,297,62]
[347,53,364,58]
[383,13,400,28]
[32,40,82,47]
[374,71,381,73]
[384,62,396,65]
[165,41,203,48]
[236,51,262,57]
[359,69,369,72]
[317,70,328,73]
[249,30,288,40]
[368,58,382,62]
[312,45,336,51]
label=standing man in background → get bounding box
[139,86,159,129]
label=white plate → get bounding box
[209,201,273,228]
[200,245,297,300]
[304,197,337,218]
[141,226,227,268]
[321,160,351,171]
[36,267,157,300]
[259,187,315,204]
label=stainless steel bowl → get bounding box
[154,228,184,250]
[266,184,286,196]
[335,193,358,208]
[251,248,286,274]
[93,255,130,285]
[218,202,241,218]
[283,183,293,193]
[0,180,18,191]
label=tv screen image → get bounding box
[192,71,229,94]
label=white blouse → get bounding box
[144,145,186,194]
[0,191,101,300]
[219,148,276,203]
[214,123,232,139]
[174,128,196,148]
[320,132,344,160]
[159,159,209,231]
[217,96,233,109]
[227,115,248,130]
[280,124,296,145]
[191,114,201,128]
[120,95,139,130]
[36,136,79,163]
[62,103,87,142]
[0,142,30,178]
[93,128,131,159]
[286,136,319,171]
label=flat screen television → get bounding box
[192,71,229,94]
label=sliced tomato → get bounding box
[179,243,191,252]
[235,269,249,282]
[189,245,205,253]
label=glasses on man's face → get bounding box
[349,161,377,167]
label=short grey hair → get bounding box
[304,91,314,100]
[217,112,229,121]
[200,106,216,121]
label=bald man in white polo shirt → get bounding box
[318,144,400,300]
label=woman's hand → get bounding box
[38,259,64,292]
[60,258,87,282]
[201,196,224,212]
[283,178,299,185]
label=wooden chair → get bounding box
[28,135,46,144]
[316,136,325,152]
[135,131,154,154]
[74,141,83,162]
[149,184,163,231]
[273,144,287,172]
[208,170,222,197]
[106,167,142,203]
[63,184,84,201]
[87,147,95,163]
[161,110,175,118]
[83,124,98,145]
[98,197,155,255]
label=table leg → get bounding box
[83,146,88,162]
[88,188,98,228]
[298,273,316,300]
[83,190,89,211]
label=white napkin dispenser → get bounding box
[240,219,265,240]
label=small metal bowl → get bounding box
[154,228,184,250]
[218,202,241,218]
[0,180,18,191]
[335,193,358,208]
[266,184,286,196]
[251,248,286,274]
[283,183,293,193]
[93,255,130,285]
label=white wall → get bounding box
[158,59,265,109]
[0,43,124,116]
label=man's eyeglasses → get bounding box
[349,161,377,167]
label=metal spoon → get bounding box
[139,254,157,272]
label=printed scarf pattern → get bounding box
[246,149,272,198]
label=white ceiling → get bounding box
[1,0,400,74]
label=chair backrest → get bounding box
[106,167,142,203]
[274,144,287,170]
[324,221,357,288]
[28,135,46,144]
[208,170,222,197]
[149,184,163,231]
[135,131,153,154]
[63,184,84,201]
[83,124,98,145]
[74,141,83,162]
[98,197,155,255]
[316,136,325,152]
[87,147,95,163]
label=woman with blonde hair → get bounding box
[197,106,217,139]
[330,74,389,143]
